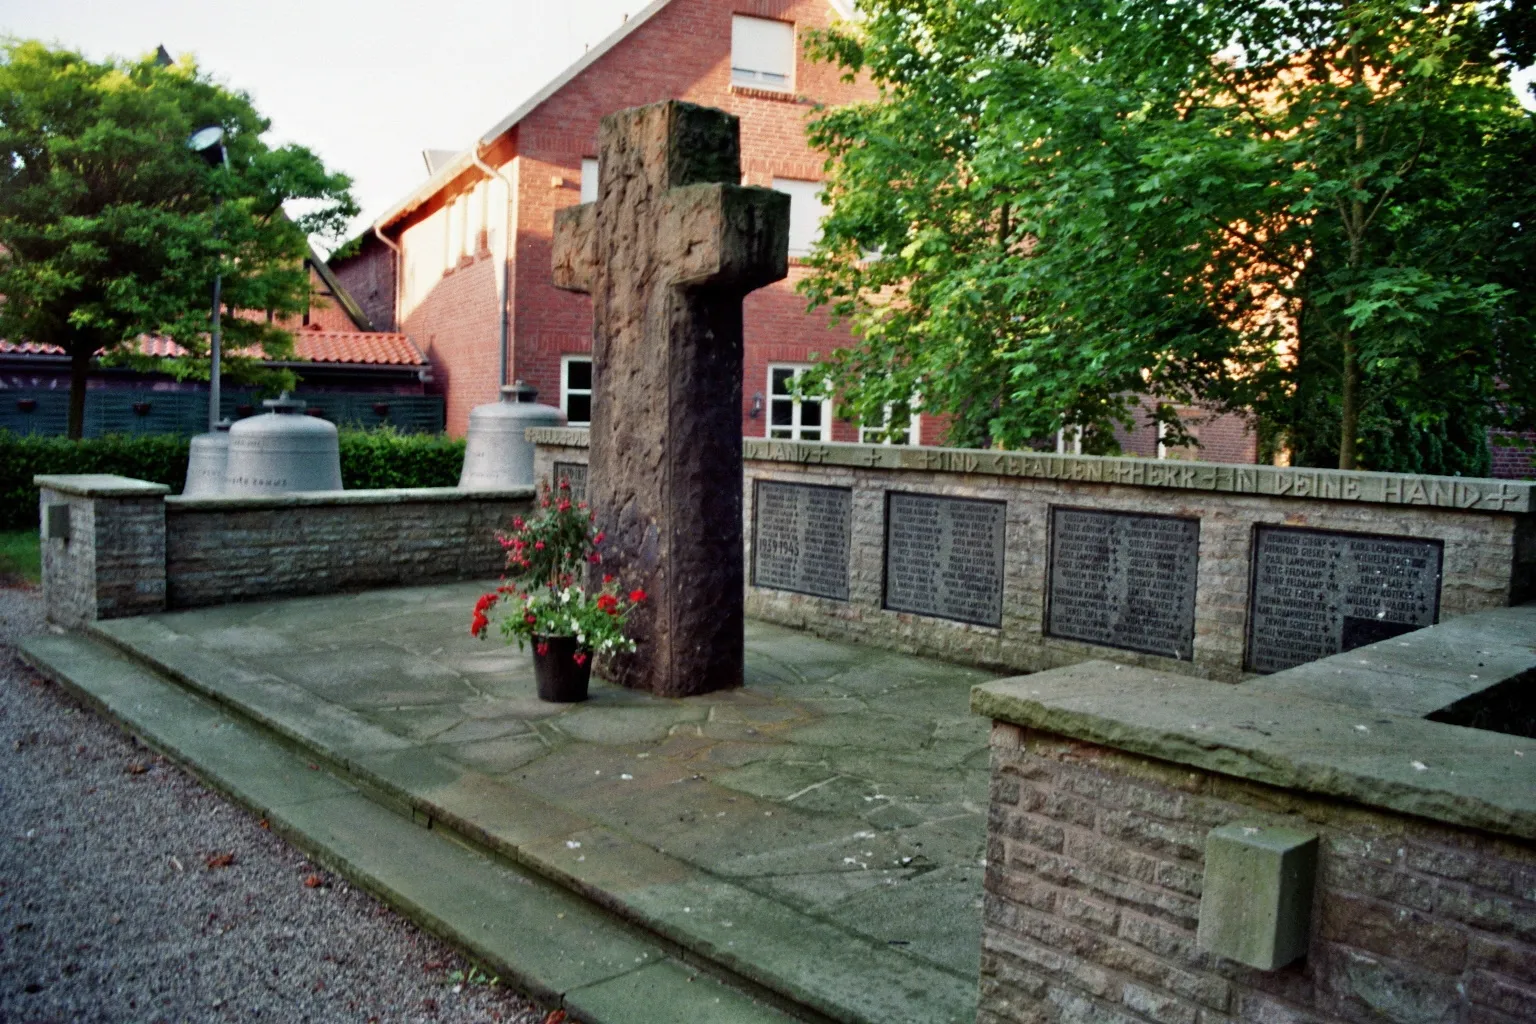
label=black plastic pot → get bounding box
[532,634,591,703]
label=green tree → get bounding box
[801,0,1535,471]
[0,40,356,438]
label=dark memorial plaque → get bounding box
[1247,526,1443,673]
[552,461,587,503]
[1046,508,1200,661]
[883,492,1007,627]
[752,481,851,600]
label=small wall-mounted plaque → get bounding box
[553,462,588,504]
[1196,823,1318,970]
[41,502,70,541]
[1046,507,1200,660]
[1247,525,1443,673]
[752,480,852,601]
[883,491,1007,627]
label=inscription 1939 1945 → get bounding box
[1247,525,1443,673]
[1046,508,1200,661]
[751,480,852,601]
[883,492,1007,627]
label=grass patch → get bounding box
[0,530,40,584]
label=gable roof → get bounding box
[0,330,426,368]
[375,0,858,232]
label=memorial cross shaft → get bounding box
[552,101,789,696]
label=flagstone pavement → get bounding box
[88,581,997,1022]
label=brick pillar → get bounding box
[36,475,169,627]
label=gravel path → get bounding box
[0,587,556,1024]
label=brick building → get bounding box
[351,0,883,441]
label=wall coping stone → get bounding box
[165,486,534,511]
[973,605,1536,840]
[35,474,172,498]
[526,426,591,448]
[1244,603,1536,718]
[527,427,1533,513]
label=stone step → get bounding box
[19,632,800,1024]
[43,618,978,1024]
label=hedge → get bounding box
[0,428,467,531]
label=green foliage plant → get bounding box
[470,479,644,662]
[0,40,357,438]
[799,0,1535,472]
[0,427,464,529]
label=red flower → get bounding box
[469,611,488,637]
[558,478,571,491]
[588,552,602,564]
[534,541,545,551]
[558,499,571,512]
[524,613,537,625]
[629,589,647,604]
[512,516,524,530]
[474,593,497,614]
[603,574,615,584]
[573,652,588,667]
[594,531,606,545]
[596,593,618,614]
[536,642,549,656]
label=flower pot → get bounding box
[532,634,591,703]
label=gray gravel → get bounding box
[0,587,556,1024]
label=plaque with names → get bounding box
[751,481,852,600]
[883,492,1007,627]
[1246,526,1443,673]
[1046,508,1200,660]
[552,462,587,504]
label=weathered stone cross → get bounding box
[552,101,789,697]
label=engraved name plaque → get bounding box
[751,480,852,600]
[883,492,1007,627]
[1046,508,1200,660]
[1247,526,1443,673]
[552,461,587,503]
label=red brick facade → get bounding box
[372,0,875,439]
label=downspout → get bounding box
[370,222,403,332]
[470,142,514,387]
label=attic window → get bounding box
[732,16,794,90]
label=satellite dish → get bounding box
[186,126,227,165]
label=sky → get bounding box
[0,0,640,249]
[3,0,1532,251]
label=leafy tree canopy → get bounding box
[800,0,1535,473]
[0,39,357,437]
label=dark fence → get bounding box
[0,388,444,437]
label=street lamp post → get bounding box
[187,126,229,432]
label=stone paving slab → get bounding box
[19,632,793,1023]
[83,581,994,1024]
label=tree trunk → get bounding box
[67,345,91,441]
[1339,332,1359,470]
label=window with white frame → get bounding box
[767,365,830,441]
[580,158,599,204]
[772,178,827,258]
[562,356,592,426]
[732,15,794,90]
[859,402,920,445]
[467,182,485,253]
[445,197,462,268]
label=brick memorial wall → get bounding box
[530,428,1534,681]
[979,720,1536,1024]
[36,476,533,626]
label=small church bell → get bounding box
[458,381,566,490]
[181,418,232,498]
[223,393,344,495]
